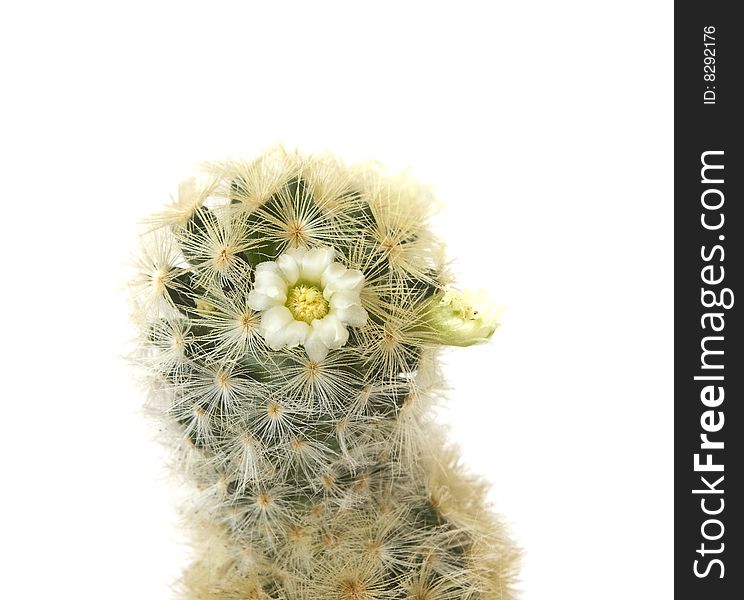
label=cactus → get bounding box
[132,148,519,599]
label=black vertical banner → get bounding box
[675,3,742,597]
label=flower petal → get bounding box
[329,290,361,309]
[255,261,280,274]
[332,304,368,328]
[281,320,311,348]
[304,330,330,362]
[320,262,347,290]
[247,290,283,311]
[324,268,365,294]
[284,246,307,264]
[253,271,288,303]
[314,315,349,349]
[264,330,289,350]
[276,253,300,286]
[254,270,288,289]
[260,305,294,333]
[301,247,335,283]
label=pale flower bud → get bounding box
[421,288,501,346]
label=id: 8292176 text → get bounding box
[703,25,716,105]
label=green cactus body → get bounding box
[133,148,519,599]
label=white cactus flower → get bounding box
[247,246,368,361]
[422,287,501,346]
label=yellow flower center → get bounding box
[286,284,329,323]
[440,291,478,320]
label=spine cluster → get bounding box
[132,148,518,599]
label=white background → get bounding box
[0,2,672,598]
